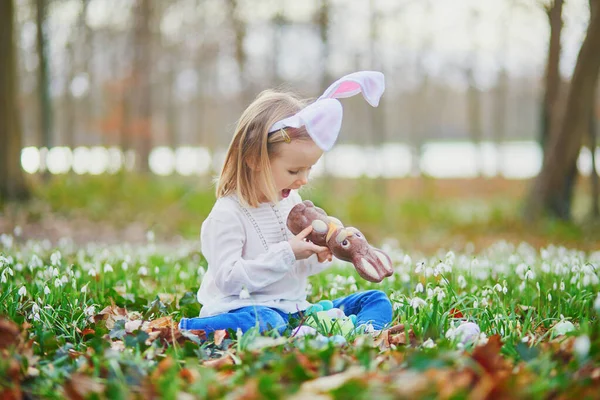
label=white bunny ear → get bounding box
[318,71,385,107]
[270,99,342,151]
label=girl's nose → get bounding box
[297,171,309,186]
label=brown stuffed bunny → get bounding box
[287,200,393,283]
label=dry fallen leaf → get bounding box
[213,330,228,346]
[0,319,20,350]
[63,373,105,400]
[203,354,235,369]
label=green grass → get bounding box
[1,174,599,398]
[1,235,599,398]
[11,173,600,251]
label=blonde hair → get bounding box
[216,90,312,207]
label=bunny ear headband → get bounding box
[268,71,385,151]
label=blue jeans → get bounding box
[178,290,393,335]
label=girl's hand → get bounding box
[289,226,328,260]
[317,248,333,263]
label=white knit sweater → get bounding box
[197,190,332,317]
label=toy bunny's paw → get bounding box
[355,247,394,283]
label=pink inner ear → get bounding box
[331,81,360,96]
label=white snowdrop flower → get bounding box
[1,235,13,248]
[88,268,97,277]
[415,282,424,293]
[350,284,358,292]
[521,335,530,343]
[0,255,8,266]
[138,266,148,276]
[50,251,61,266]
[13,226,22,237]
[583,275,591,287]
[104,263,113,273]
[445,326,457,339]
[541,262,551,273]
[330,287,338,296]
[594,293,600,313]
[81,283,88,293]
[473,301,478,309]
[239,288,250,300]
[154,267,159,275]
[84,305,96,317]
[482,289,489,297]
[425,267,434,277]
[519,281,526,292]
[515,263,527,278]
[121,262,129,271]
[553,282,557,290]
[457,275,467,289]
[43,285,51,295]
[347,276,356,285]
[582,264,594,275]
[524,270,535,280]
[18,286,27,297]
[54,278,63,288]
[0,273,6,284]
[29,255,43,270]
[403,254,412,265]
[503,285,508,294]
[32,303,40,314]
[415,261,425,274]
[410,297,427,310]
[493,284,503,293]
[437,290,446,302]
[536,282,540,292]
[52,268,59,277]
[422,338,436,348]
[426,288,434,299]
[571,264,580,274]
[573,335,591,359]
[146,231,155,242]
[179,271,189,280]
[560,281,565,291]
[14,263,22,272]
[548,293,552,301]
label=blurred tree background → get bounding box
[0,0,599,250]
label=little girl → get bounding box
[179,71,393,336]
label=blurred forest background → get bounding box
[1,0,599,251]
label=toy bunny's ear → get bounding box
[318,71,385,107]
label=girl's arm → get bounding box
[201,211,296,296]
[301,255,334,277]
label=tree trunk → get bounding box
[0,0,29,204]
[466,66,484,177]
[131,0,153,173]
[36,0,52,178]
[526,0,600,220]
[540,0,564,152]
[591,91,599,218]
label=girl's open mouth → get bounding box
[281,189,291,199]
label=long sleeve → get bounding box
[201,210,296,297]
[301,255,334,277]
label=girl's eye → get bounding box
[288,170,299,175]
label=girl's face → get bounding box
[269,139,323,201]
